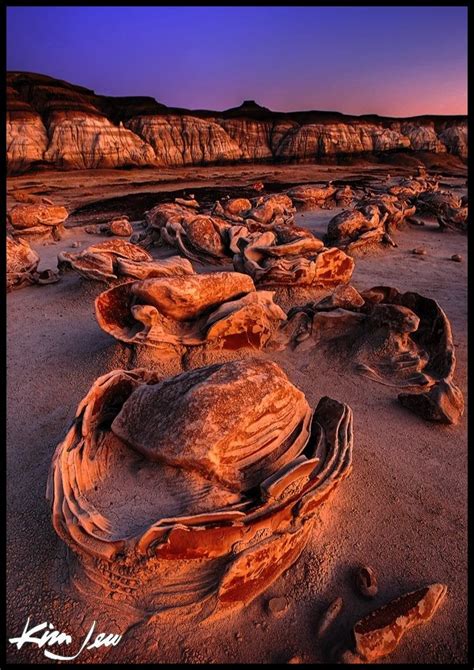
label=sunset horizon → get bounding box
[7,6,467,117]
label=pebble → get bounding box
[338,650,364,664]
[412,248,426,255]
[268,596,288,618]
[287,656,302,664]
[354,565,378,598]
[71,241,80,248]
[316,596,343,638]
[451,254,462,262]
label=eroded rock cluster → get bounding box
[7,202,68,240]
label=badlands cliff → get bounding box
[7,72,467,174]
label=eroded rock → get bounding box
[47,360,353,618]
[85,217,133,237]
[415,191,467,232]
[284,285,463,423]
[351,583,447,662]
[7,235,59,290]
[58,239,192,282]
[95,272,286,358]
[354,566,378,598]
[7,203,68,240]
[316,596,344,639]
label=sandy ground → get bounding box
[6,164,467,663]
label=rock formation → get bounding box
[144,202,231,264]
[85,216,133,237]
[126,115,242,165]
[284,285,464,424]
[213,194,296,228]
[345,583,447,662]
[414,191,468,232]
[287,184,354,209]
[95,272,286,357]
[7,72,467,174]
[47,359,353,618]
[7,235,59,290]
[7,203,68,240]
[58,239,193,282]
[324,193,418,254]
[234,225,354,290]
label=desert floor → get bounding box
[7,163,467,663]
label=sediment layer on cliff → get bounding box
[7,72,467,174]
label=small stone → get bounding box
[451,254,462,262]
[71,241,80,248]
[412,248,426,256]
[354,565,378,598]
[287,656,302,664]
[268,596,288,618]
[316,596,344,638]
[338,650,364,664]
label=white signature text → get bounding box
[9,617,122,660]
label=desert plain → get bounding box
[6,157,467,664]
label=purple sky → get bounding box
[6,6,467,116]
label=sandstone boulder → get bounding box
[95,272,286,357]
[58,239,192,282]
[351,584,447,662]
[47,360,353,617]
[7,203,68,240]
[7,235,59,290]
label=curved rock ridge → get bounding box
[46,360,353,618]
[95,271,287,357]
[7,72,467,173]
[284,284,464,424]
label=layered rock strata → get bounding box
[7,72,467,174]
[47,359,353,618]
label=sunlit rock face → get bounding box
[218,119,273,160]
[6,72,467,174]
[398,121,447,153]
[126,115,242,165]
[6,86,49,174]
[44,113,157,169]
[7,203,69,240]
[274,123,411,160]
[47,359,353,619]
[346,583,447,663]
[58,239,193,282]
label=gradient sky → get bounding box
[6,6,467,116]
